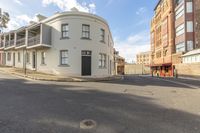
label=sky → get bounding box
[0,0,158,63]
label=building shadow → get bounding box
[103,75,200,89]
[0,77,200,133]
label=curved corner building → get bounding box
[0,10,115,77]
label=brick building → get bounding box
[194,0,200,48]
[150,0,175,77]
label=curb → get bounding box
[0,69,121,82]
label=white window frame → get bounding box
[99,53,106,68]
[187,21,193,32]
[186,2,193,13]
[60,50,69,65]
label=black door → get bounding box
[82,51,91,76]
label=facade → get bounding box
[136,51,151,65]
[174,0,195,53]
[114,50,125,75]
[194,0,200,48]
[150,0,175,77]
[0,9,115,77]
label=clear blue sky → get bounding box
[0,0,158,62]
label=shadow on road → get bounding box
[103,75,200,89]
[0,78,200,133]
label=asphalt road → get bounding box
[0,72,200,133]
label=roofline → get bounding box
[154,0,163,11]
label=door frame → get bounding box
[81,50,92,76]
[13,52,15,67]
[32,51,37,70]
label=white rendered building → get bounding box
[0,9,115,77]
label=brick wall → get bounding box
[175,63,200,77]
[195,0,200,49]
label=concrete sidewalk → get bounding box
[0,66,121,82]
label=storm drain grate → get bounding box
[80,119,97,129]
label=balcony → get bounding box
[16,38,26,48]
[27,24,51,49]
[0,41,4,49]
[28,35,40,47]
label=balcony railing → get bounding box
[5,41,9,48]
[16,38,26,47]
[28,35,40,47]
[0,42,4,48]
[10,40,15,46]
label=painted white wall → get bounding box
[1,11,115,77]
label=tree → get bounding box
[0,8,10,33]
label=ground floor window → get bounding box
[176,42,185,52]
[7,52,11,61]
[99,53,106,68]
[41,52,46,65]
[26,52,30,63]
[18,52,21,62]
[60,50,68,65]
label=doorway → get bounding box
[32,51,36,69]
[13,53,15,67]
[81,51,91,76]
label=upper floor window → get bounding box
[175,5,184,20]
[176,42,185,52]
[176,23,185,37]
[82,24,90,39]
[61,24,69,38]
[186,2,193,13]
[187,41,194,51]
[100,29,105,42]
[60,50,68,65]
[187,21,193,32]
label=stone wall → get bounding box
[175,63,200,77]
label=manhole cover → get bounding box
[80,119,97,129]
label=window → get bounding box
[41,52,46,65]
[187,21,193,32]
[186,2,193,13]
[82,24,90,39]
[99,53,106,68]
[60,50,68,65]
[187,41,193,51]
[176,42,185,52]
[100,29,105,42]
[156,51,161,58]
[175,5,184,20]
[61,24,69,38]
[26,52,30,63]
[7,52,11,61]
[18,52,20,62]
[176,24,185,36]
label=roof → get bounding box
[182,49,200,57]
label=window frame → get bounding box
[61,24,69,39]
[100,28,105,43]
[82,24,90,39]
[60,50,69,66]
[41,52,46,65]
[99,53,107,68]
